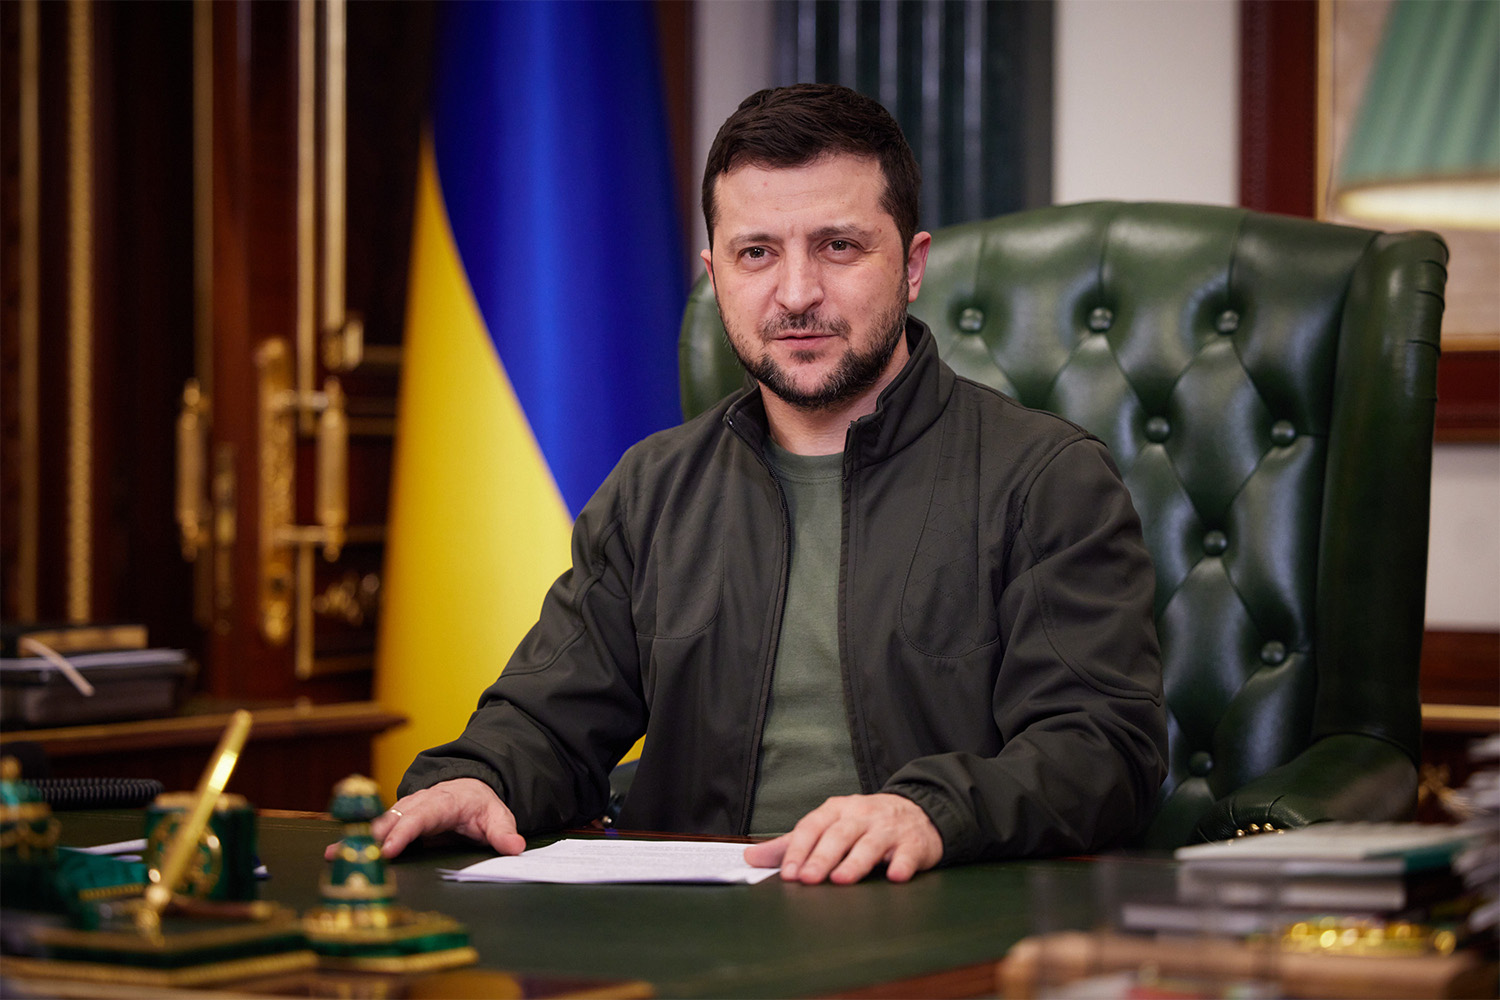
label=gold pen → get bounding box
[135,709,253,936]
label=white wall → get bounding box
[691,1,776,256]
[1053,0,1238,206]
[1427,445,1500,628]
[692,0,1500,630]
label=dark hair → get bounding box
[701,83,921,253]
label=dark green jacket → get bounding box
[402,319,1168,862]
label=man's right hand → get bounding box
[323,777,527,861]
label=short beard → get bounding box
[724,300,909,413]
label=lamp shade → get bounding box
[1333,0,1500,229]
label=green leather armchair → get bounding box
[678,202,1448,848]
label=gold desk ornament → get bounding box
[0,755,144,928]
[0,755,60,863]
[137,708,252,935]
[1280,917,1461,958]
[143,790,258,903]
[302,773,478,972]
[0,754,67,917]
[2,711,318,988]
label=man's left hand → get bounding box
[742,793,943,884]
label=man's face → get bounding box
[702,155,930,412]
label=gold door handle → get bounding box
[315,377,347,561]
[257,337,348,645]
[322,314,364,372]
[176,379,209,561]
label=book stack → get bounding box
[1452,735,1499,954]
[1122,822,1484,949]
[0,623,196,728]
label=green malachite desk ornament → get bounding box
[1,710,317,988]
[302,773,477,973]
[1,753,144,928]
[143,789,259,903]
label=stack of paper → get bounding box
[440,838,779,885]
[1121,822,1483,938]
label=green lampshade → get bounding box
[1334,0,1500,230]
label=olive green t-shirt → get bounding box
[748,443,862,836]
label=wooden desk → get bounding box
[13,813,1495,999]
[35,810,1096,999]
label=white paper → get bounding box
[69,838,147,856]
[439,837,779,885]
[1175,822,1478,862]
[0,650,190,670]
[68,838,267,877]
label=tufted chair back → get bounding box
[679,202,1448,848]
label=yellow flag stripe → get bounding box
[373,139,575,798]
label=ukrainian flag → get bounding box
[374,1,686,797]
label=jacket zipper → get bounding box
[839,422,877,795]
[728,414,794,835]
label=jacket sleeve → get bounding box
[881,437,1169,862]
[396,473,648,833]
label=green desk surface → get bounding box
[53,811,1113,999]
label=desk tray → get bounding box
[0,650,196,728]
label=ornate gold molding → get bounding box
[17,0,40,620]
[67,0,94,622]
[257,341,296,645]
[312,571,380,629]
[190,1,223,630]
[1421,702,1500,729]
[193,0,213,400]
[297,0,316,428]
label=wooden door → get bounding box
[1,0,429,807]
[189,0,430,704]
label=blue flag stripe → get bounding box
[431,0,687,517]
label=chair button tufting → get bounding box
[1189,751,1214,776]
[957,307,985,333]
[1087,307,1113,333]
[1145,416,1171,442]
[1260,641,1287,666]
[1216,309,1241,334]
[1271,420,1297,446]
[1203,530,1229,556]
[1236,823,1279,837]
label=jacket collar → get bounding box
[723,316,955,466]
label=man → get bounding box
[370,84,1168,885]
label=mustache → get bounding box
[760,312,852,339]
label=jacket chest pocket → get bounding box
[885,450,1007,661]
[634,516,724,639]
[899,542,1000,657]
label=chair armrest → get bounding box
[1191,733,1418,843]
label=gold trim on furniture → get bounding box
[176,380,210,561]
[67,0,94,623]
[0,701,406,753]
[296,0,317,431]
[319,0,364,373]
[18,0,40,620]
[191,0,216,628]
[192,0,213,401]
[1421,702,1500,732]
[312,571,381,628]
[256,338,349,651]
[211,442,236,631]
[258,340,296,645]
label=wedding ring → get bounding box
[388,808,404,818]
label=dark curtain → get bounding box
[774,0,1054,230]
